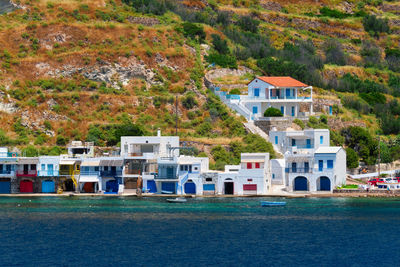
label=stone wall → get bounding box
[313,97,341,113]
[255,118,308,133]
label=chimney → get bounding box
[157,128,161,137]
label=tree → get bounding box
[264,107,283,117]
[182,22,205,42]
[341,126,378,165]
[323,39,347,66]
[380,142,392,164]
[385,48,400,72]
[237,15,260,33]
[211,34,229,55]
[362,14,390,38]
[181,92,198,109]
[360,40,382,67]
[346,147,359,168]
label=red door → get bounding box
[20,180,33,193]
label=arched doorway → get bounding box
[224,179,234,195]
[184,180,196,194]
[20,179,33,193]
[318,176,331,191]
[294,176,308,191]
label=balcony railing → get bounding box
[290,144,314,149]
[129,152,143,157]
[101,170,123,177]
[16,170,37,177]
[80,171,100,176]
[38,170,59,176]
[285,168,312,174]
[124,169,141,175]
[0,170,13,175]
[59,170,72,176]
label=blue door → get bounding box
[203,184,215,191]
[306,139,311,148]
[47,164,54,176]
[42,180,55,193]
[291,106,295,116]
[254,88,259,97]
[294,177,308,191]
[329,106,333,115]
[252,106,258,114]
[280,106,284,115]
[166,167,174,179]
[0,180,10,194]
[106,180,118,193]
[162,182,176,193]
[286,88,290,98]
[319,160,323,171]
[184,182,196,194]
[319,177,331,191]
[147,180,157,193]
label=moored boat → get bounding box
[261,201,286,207]
[167,197,187,203]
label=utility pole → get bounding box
[378,135,381,178]
[175,95,178,136]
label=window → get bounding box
[319,160,323,171]
[272,173,275,179]
[31,164,36,170]
[280,106,284,115]
[320,136,323,144]
[255,162,260,169]
[292,139,296,146]
[206,178,212,182]
[254,88,260,97]
[94,167,99,172]
[41,164,45,170]
[124,144,128,153]
[194,167,198,171]
[252,106,258,114]
[292,162,297,172]
[304,162,309,172]
[327,160,333,169]
[104,166,109,171]
[247,179,253,182]
[247,163,252,169]
[6,165,11,172]
[275,136,278,145]
[180,165,184,171]
[291,106,295,116]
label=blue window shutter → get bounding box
[327,160,333,169]
[319,160,323,171]
[275,136,278,145]
[320,136,323,144]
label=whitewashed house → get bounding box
[217,153,270,195]
[120,130,179,193]
[269,129,346,192]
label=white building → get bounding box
[269,129,346,192]
[120,130,179,192]
[212,76,313,121]
[217,153,270,195]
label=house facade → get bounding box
[269,129,346,192]
[0,148,17,194]
[217,153,270,195]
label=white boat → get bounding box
[166,197,187,203]
[261,201,286,207]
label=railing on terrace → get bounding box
[241,96,312,100]
[124,169,141,175]
[38,170,59,176]
[101,170,123,177]
[285,168,312,173]
[290,145,314,149]
[0,170,13,175]
[154,173,178,180]
[79,171,100,176]
[16,170,37,177]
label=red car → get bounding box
[368,178,385,186]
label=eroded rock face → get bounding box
[126,16,160,26]
[260,1,282,12]
[44,59,160,89]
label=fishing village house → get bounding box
[38,156,60,193]
[269,129,346,192]
[217,153,270,195]
[0,148,17,194]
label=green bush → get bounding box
[293,118,305,130]
[206,53,237,69]
[182,22,205,42]
[181,93,198,109]
[229,88,241,95]
[346,147,359,169]
[211,34,229,55]
[263,107,283,117]
[319,7,349,19]
[362,14,390,38]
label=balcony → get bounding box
[101,170,123,177]
[0,170,14,175]
[38,170,59,176]
[79,171,100,176]
[16,170,37,177]
[285,168,312,174]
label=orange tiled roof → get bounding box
[257,76,308,87]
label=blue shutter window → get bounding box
[275,136,278,145]
[320,136,323,144]
[327,160,333,169]
[319,160,323,171]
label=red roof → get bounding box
[257,76,308,87]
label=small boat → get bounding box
[161,190,173,194]
[261,201,286,207]
[166,197,187,203]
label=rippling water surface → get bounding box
[0,197,399,266]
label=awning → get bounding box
[100,159,124,166]
[79,176,100,183]
[81,160,100,167]
[60,160,76,165]
[18,158,39,164]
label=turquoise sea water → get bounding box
[0,197,399,266]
